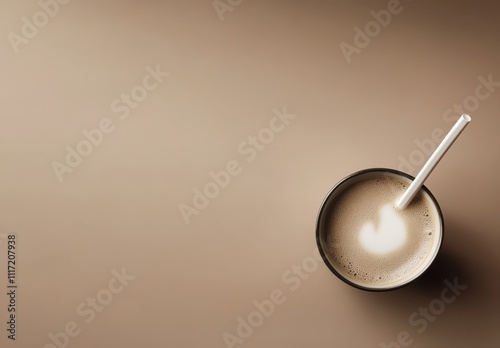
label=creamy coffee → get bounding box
[318,171,442,289]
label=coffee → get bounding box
[317,170,442,290]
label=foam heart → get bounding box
[359,204,407,254]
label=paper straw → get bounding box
[395,114,472,210]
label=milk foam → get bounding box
[322,172,440,287]
[359,204,407,254]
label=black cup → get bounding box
[316,168,444,291]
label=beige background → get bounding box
[1,1,499,347]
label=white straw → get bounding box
[395,114,472,210]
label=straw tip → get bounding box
[462,114,472,122]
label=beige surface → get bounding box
[1,1,499,347]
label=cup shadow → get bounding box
[348,218,498,343]
[406,244,469,296]
[350,241,471,316]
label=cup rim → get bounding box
[315,168,445,292]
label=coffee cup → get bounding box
[316,168,444,291]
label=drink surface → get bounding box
[320,172,441,288]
